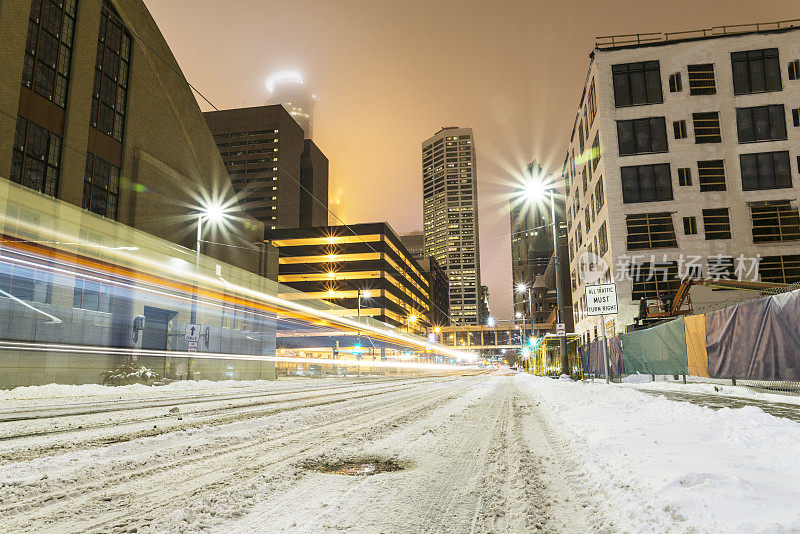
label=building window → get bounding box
[598,222,608,256]
[759,255,800,284]
[732,48,782,95]
[630,261,680,301]
[793,108,800,127]
[788,59,800,80]
[22,0,77,107]
[668,72,682,92]
[591,133,600,169]
[617,117,667,156]
[621,163,672,203]
[83,152,120,219]
[692,112,721,143]
[750,200,800,243]
[626,212,677,250]
[0,262,51,304]
[585,204,591,231]
[702,208,732,240]
[10,116,61,197]
[673,120,687,139]
[678,168,692,186]
[736,105,786,143]
[587,78,597,125]
[612,61,663,107]
[697,160,726,192]
[90,1,132,142]
[687,64,716,95]
[73,277,111,312]
[740,151,792,190]
[683,216,697,235]
[594,176,604,213]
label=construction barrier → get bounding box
[590,288,800,381]
[530,335,583,379]
[622,317,688,375]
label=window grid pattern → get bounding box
[732,48,782,95]
[90,1,132,142]
[22,0,77,108]
[630,261,681,301]
[759,255,800,284]
[736,105,787,143]
[750,201,800,243]
[687,64,716,95]
[83,152,120,219]
[612,61,663,107]
[692,112,721,143]
[702,208,732,240]
[740,151,792,191]
[10,116,62,196]
[626,212,678,250]
[617,117,667,156]
[621,163,673,203]
[697,160,726,192]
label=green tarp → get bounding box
[621,317,688,375]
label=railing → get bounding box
[596,18,800,49]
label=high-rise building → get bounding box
[300,139,329,227]
[563,22,800,343]
[266,71,314,138]
[399,230,425,258]
[422,127,481,325]
[204,105,329,230]
[479,285,490,324]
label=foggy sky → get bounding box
[143,0,796,319]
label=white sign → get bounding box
[187,340,198,353]
[185,324,201,341]
[585,283,618,316]
[556,323,566,336]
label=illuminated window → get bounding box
[83,152,120,219]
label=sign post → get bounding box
[584,284,618,384]
[185,324,201,354]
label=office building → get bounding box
[563,21,800,341]
[421,126,481,325]
[204,105,329,230]
[266,70,314,138]
[265,223,432,335]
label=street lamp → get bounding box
[407,313,418,333]
[515,283,532,357]
[518,174,568,376]
[191,201,232,324]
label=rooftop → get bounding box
[595,18,800,50]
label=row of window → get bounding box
[23,0,77,108]
[625,200,800,250]
[620,151,793,204]
[618,104,794,157]
[613,48,790,109]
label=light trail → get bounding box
[0,341,471,371]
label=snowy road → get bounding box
[0,373,597,533]
[2,373,800,533]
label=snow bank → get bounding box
[519,374,800,533]
[629,380,800,406]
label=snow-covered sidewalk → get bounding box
[520,374,800,532]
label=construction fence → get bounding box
[580,288,800,391]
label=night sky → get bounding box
[144,0,795,319]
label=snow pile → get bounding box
[519,374,800,532]
[629,380,800,406]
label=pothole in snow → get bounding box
[307,457,407,476]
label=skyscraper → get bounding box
[422,127,481,325]
[204,105,328,230]
[266,71,314,138]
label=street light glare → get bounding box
[524,179,546,201]
[201,202,229,223]
[361,290,371,299]
[487,316,496,327]
[516,282,528,294]
[408,314,418,323]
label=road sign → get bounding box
[556,323,566,336]
[585,283,618,316]
[185,324,201,342]
[187,340,198,353]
